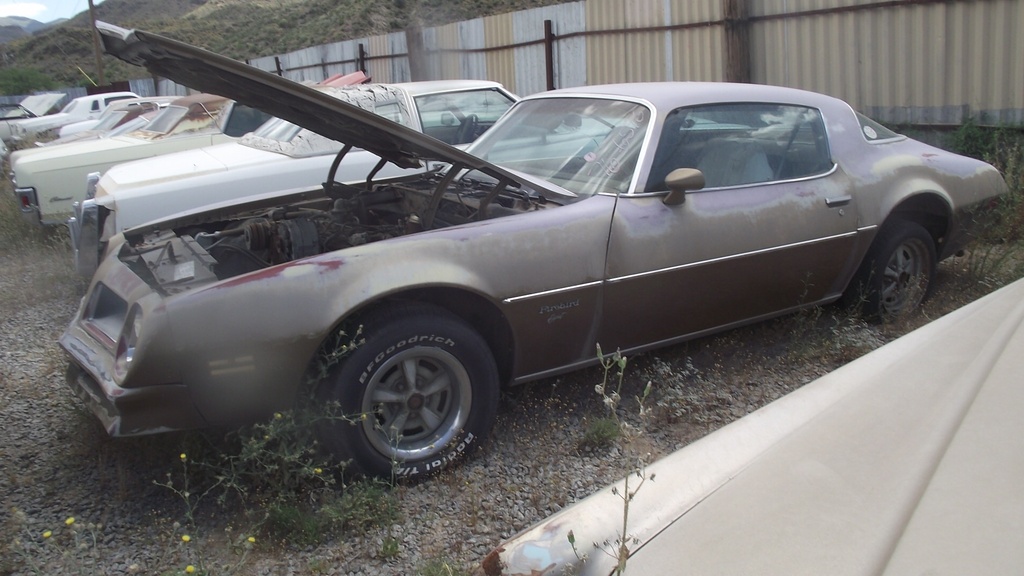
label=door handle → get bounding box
[825,195,852,207]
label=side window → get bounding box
[91,100,100,112]
[646,103,832,191]
[414,89,516,145]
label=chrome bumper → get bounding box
[68,172,103,277]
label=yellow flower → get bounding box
[42,530,52,539]
[274,412,283,420]
[185,566,195,574]
[314,468,322,475]
[181,534,191,543]
[65,517,75,526]
[179,453,187,461]
[247,536,256,544]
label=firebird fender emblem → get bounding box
[539,299,580,316]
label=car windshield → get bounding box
[241,117,345,158]
[1,104,30,119]
[60,99,84,114]
[106,116,150,137]
[91,110,128,131]
[240,85,417,158]
[468,97,651,196]
[140,105,190,134]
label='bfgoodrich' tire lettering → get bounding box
[317,304,499,477]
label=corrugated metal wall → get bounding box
[151,0,1020,126]
[753,0,1024,124]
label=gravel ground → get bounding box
[0,246,992,575]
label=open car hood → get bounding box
[97,22,500,173]
[19,93,66,117]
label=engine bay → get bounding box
[118,170,554,294]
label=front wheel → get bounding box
[317,304,499,478]
[847,220,937,321]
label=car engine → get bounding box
[117,172,551,295]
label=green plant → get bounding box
[579,416,620,450]
[418,557,470,576]
[381,534,402,558]
[593,344,628,421]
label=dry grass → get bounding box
[0,177,85,318]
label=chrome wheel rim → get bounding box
[880,238,930,317]
[360,346,472,461]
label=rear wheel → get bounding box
[848,220,936,321]
[317,304,499,478]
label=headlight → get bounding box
[114,305,143,380]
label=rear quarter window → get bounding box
[856,113,903,142]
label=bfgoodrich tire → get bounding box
[317,304,499,478]
[847,220,937,321]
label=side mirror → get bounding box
[663,168,705,206]
[441,111,456,126]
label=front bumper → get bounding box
[68,172,104,277]
[62,321,206,437]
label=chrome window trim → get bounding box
[626,163,839,198]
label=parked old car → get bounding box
[54,96,175,140]
[41,97,175,150]
[479,275,1024,575]
[10,93,271,224]
[68,80,517,276]
[62,23,1007,478]
[7,90,140,144]
[0,93,66,145]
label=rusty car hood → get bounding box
[97,22,505,174]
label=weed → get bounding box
[0,187,82,315]
[418,557,470,576]
[381,534,402,558]
[597,459,654,576]
[578,416,620,450]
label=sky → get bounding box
[0,0,104,23]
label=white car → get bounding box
[55,96,175,139]
[481,276,1024,575]
[0,93,66,144]
[69,80,517,276]
[7,91,140,143]
[40,98,174,147]
[10,93,271,225]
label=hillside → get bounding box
[1,0,564,87]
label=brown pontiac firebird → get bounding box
[62,23,1007,477]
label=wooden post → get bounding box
[406,26,428,81]
[358,43,368,75]
[544,20,556,91]
[722,0,751,83]
[88,0,105,86]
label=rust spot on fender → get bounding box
[211,258,345,290]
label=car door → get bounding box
[597,103,860,352]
